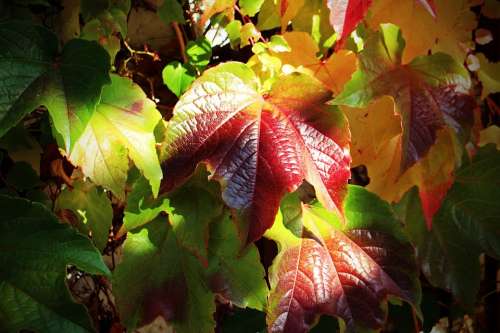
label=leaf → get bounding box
[256,0,281,31]
[165,173,224,264]
[199,0,235,29]
[56,180,113,251]
[266,186,420,332]
[0,195,110,333]
[68,75,163,199]
[278,0,305,32]
[479,125,500,149]
[343,94,459,226]
[81,0,130,62]
[0,21,111,151]
[158,0,186,25]
[367,0,477,63]
[124,174,171,232]
[207,213,268,310]
[240,0,266,17]
[476,53,500,99]
[334,24,474,173]
[162,61,196,97]
[326,0,372,47]
[0,124,43,174]
[395,145,500,307]
[186,36,212,71]
[113,217,216,332]
[161,62,351,244]
[271,32,357,94]
[291,0,334,47]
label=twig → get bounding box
[172,22,188,63]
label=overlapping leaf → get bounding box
[334,23,474,173]
[270,32,357,94]
[207,213,268,310]
[395,145,500,306]
[343,95,460,226]
[266,186,420,332]
[56,180,113,251]
[367,0,476,63]
[161,62,351,244]
[0,21,111,151]
[113,216,216,332]
[0,195,110,333]
[68,75,163,199]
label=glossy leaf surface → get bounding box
[334,24,474,172]
[326,0,372,47]
[267,186,420,332]
[162,62,351,243]
[69,75,162,199]
[0,21,111,150]
[0,195,110,333]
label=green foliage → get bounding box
[0,195,109,333]
[56,180,113,251]
[395,145,500,307]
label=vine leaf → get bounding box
[344,96,458,227]
[55,180,113,251]
[395,145,500,307]
[161,62,351,244]
[367,0,476,63]
[0,21,111,151]
[333,23,474,173]
[68,74,163,199]
[476,53,500,99]
[326,0,373,47]
[0,195,110,333]
[207,213,268,310]
[113,217,216,333]
[270,32,357,94]
[266,186,421,332]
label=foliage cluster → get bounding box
[0,0,499,332]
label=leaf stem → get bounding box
[172,22,188,63]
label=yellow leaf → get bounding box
[479,125,500,149]
[367,0,477,63]
[344,96,458,204]
[476,53,500,99]
[272,32,357,94]
[279,0,305,32]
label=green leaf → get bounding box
[0,195,110,333]
[395,145,500,307]
[124,174,170,232]
[166,176,223,263]
[186,36,212,71]
[158,0,186,25]
[162,61,196,97]
[207,214,268,310]
[240,0,265,17]
[0,21,111,151]
[56,180,113,251]
[80,0,109,20]
[113,217,216,332]
[225,20,243,48]
[68,74,163,199]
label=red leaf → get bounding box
[162,63,351,244]
[268,230,418,332]
[418,177,453,230]
[327,0,373,48]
